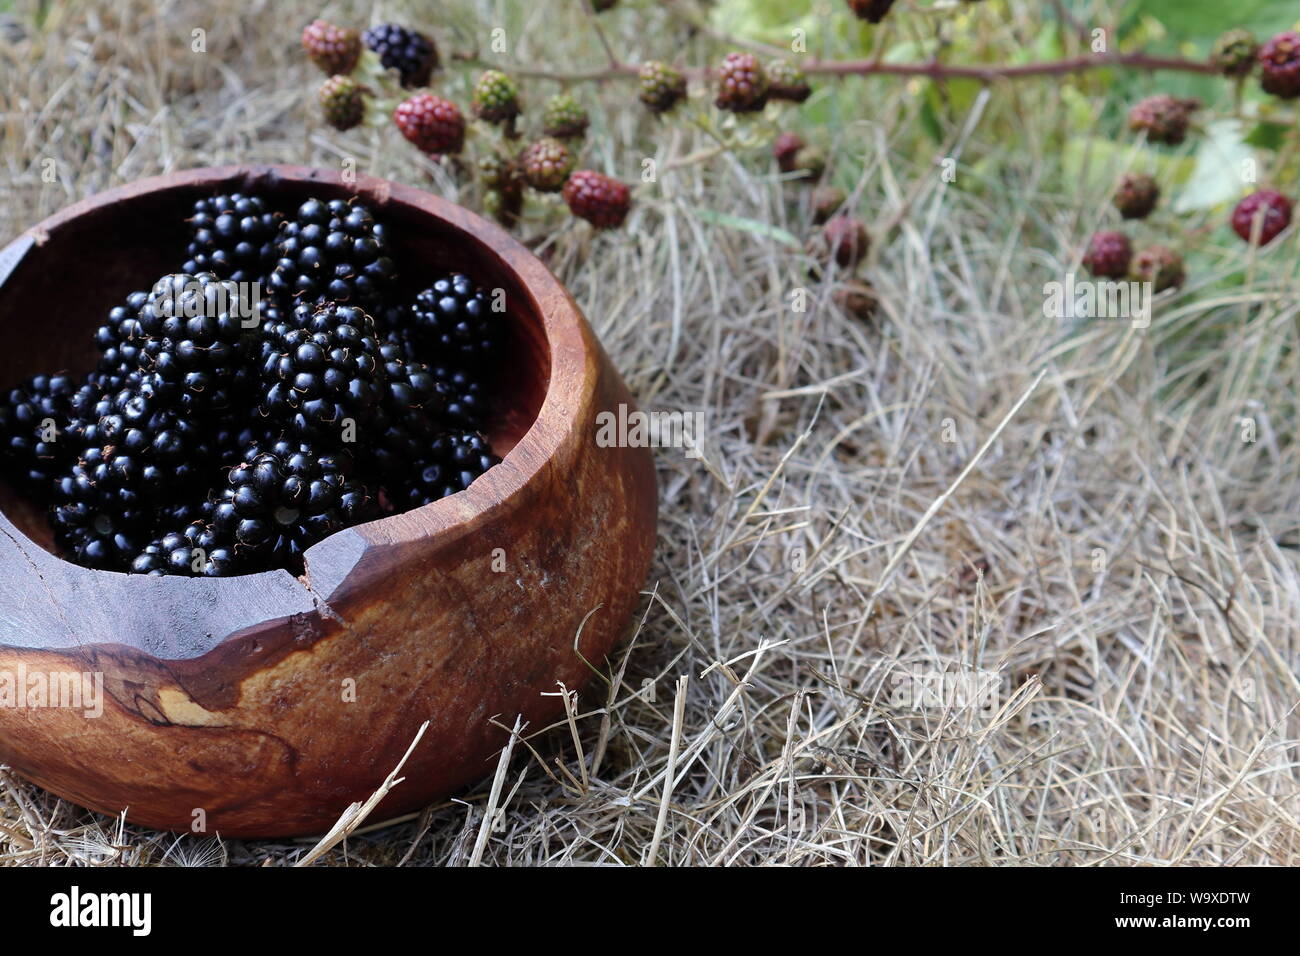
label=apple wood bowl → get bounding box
[0,165,657,838]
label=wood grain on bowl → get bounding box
[0,165,657,837]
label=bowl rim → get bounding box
[0,164,596,642]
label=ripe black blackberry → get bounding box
[135,273,260,416]
[95,290,149,380]
[409,273,498,365]
[210,442,376,566]
[259,302,388,445]
[362,23,438,88]
[370,335,446,480]
[430,364,488,429]
[131,521,239,577]
[269,198,397,312]
[0,373,77,493]
[182,193,279,283]
[403,431,499,507]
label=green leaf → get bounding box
[1173,119,1253,213]
[919,86,944,144]
[1243,122,1291,151]
[695,210,802,248]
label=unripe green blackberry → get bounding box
[715,52,769,112]
[1259,31,1300,99]
[847,0,896,23]
[767,59,811,103]
[318,75,365,131]
[472,70,521,125]
[478,152,523,192]
[519,137,575,192]
[1211,29,1258,78]
[1113,173,1159,220]
[1127,94,1198,146]
[542,93,589,139]
[1130,245,1185,293]
[639,61,687,113]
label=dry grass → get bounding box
[2,0,1299,866]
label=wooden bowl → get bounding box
[0,165,657,837]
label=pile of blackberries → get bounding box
[0,192,502,576]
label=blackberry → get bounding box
[371,336,446,480]
[1128,94,1199,146]
[258,302,388,446]
[1113,173,1159,220]
[269,197,397,312]
[714,52,769,113]
[818,215,871,269]
[394,93,465,155]
[1130,245,1185,293]
[409,274,498,366]
[182,194,279,283]
[519,138,575,193]
[131,521,238,577]
[430,364,489,429]
[1231,189,1293,245]
[767,60,811,103]
[95,290,150,380]
[302,19,361,76]
[402,430,499,507]
[638,61,687,114]
[1259,32,1300,99]
[773,132,804,173]
[210,443,376,568]
[542,93,589,140]
[847,0,895,22]
[1211,29,1258,78]
[363,23,438,89]
[134,273,259,416]
[319,75,366,132]
[0,373,77,493]
[1082,230,1133,279]
[562,170,632,229]
[472,70,521,125]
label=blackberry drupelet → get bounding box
[403,430,499,507]
[210,443,376,566]
[269,198,397,312]
[409,273,498,366]
[259,302,388,445]
[363,23,438,89]
[182,194,279,283]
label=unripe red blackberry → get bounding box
[1127,94,1198,146]
[773,132,805,173]
[1231,189,1293,245]
[1211,29,1258,78]
[812,185,847,224]
[768,59,811,103]
[715,52,769,113]
[319,75,365,131]
[472,70,521,125]
[847,0,896,23]
[301,19,361,76]
[1130,245,1185,293]
[1258,31,1300,99]
[543,93,590,139]
[639,61,687,113]
[818,215,871,269]
[1113,173,1159,220]
[519,138,575,192]
[1082,231,1132,279]
[394,93,465,155]
[563,170,632,229]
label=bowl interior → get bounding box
[0,168,551,560]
